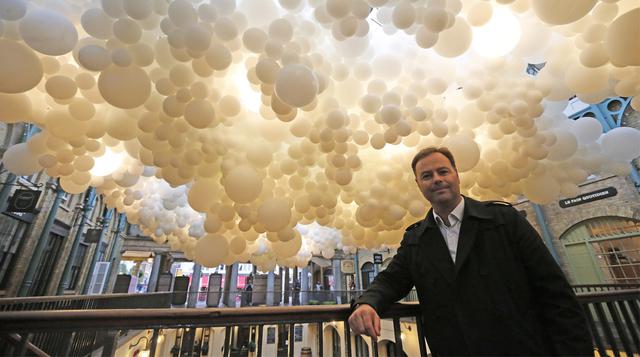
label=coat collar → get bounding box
[409,196,492,240]
[406,196,496,282]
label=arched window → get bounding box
[561,216,640,284]
[361,262,375,290]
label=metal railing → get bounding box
[0,287,637,356]
[0,303,426,357]
[573,283,640,293]
[0,289,419,312]
[577,289,640,356]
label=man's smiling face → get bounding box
[414,152,461,210]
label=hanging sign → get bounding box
[559,187,617,208]
[84,228,102,243]
[6,189,41,213]
[341,260,355,274]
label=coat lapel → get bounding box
[418,213,456,284]
[455,197,492,273]
[455,215,478,273]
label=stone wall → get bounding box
[514,174,639,283]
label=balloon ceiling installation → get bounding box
[1,0,640,270]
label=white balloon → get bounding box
[601,127,640,161]
[274,64,318,108]
[19,8,78,56]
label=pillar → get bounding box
[283,267,290,305]
[146,253,163,293]
[223,263,238,307]
[187,263,202,308]
[332,257,343,304]
[266,270,275,306]
[300,266,309,305]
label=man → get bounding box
[348,147,593,356]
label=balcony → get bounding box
[0,285,638,357]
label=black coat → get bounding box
[356,196,593,356]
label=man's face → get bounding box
[414,152,461,208]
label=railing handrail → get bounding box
[0,302,421,333]
[574,288,640,303]
[0,291,172,304]
[572,283,640,288]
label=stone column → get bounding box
[146,253,163,293]
[223,263,239,307]
[332,257,343,304]
[266,271,275,306]
[283,267,290,305]
[300,266,309,305]
[187,263,202,308]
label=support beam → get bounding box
[532,203,560,263]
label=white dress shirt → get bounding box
[433,198,465,263]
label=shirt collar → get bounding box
[433,198,465,227]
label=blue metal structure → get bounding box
[532,96,639,265]
[568,96,640,190]
[532,204,559,263]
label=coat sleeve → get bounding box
[354,235,415,314]
[506,207,593,356]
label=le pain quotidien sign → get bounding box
[559,187,618,208]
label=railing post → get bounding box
[101,330,118,357]
[607,301,633,353]
[372,336,379,357]
[415,313,428,357]
[617,300,640,351]
[582,304,605,355]
[343,320,352,357]
[59,331,75,356]
[223,326,231,357]
[392,317,404,356]
[317,322,323,357]
[594,302,618,355]
[288,323,295,357]
[149,329,159,357]
[257,325,264,357]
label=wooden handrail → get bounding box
[0,291,172,304]
[0,302,421,333]
[2,333,50,357]
[575,288,640,303]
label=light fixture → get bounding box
[232,65,261,113]
[90,146,126,177]
[472,7,522,58]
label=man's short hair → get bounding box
[411,147,457,174]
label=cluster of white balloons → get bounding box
[1,0,640,268]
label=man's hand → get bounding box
[348,304,381,342]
